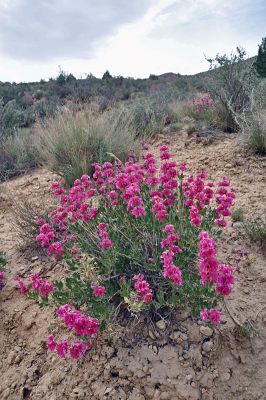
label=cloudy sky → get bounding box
[0,0,265,82]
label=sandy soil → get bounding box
[0,131,265,400]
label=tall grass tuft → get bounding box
[36,107,140,186]
[0,129,39,181]
[243,111,266,155]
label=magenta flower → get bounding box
[200,309,209,321]
[47,335,57,351]
[209,309,221,325]
[56,340,69,358]
[100,239,113,251]
[92,285,106,298]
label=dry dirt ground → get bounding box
[0,131,265,400]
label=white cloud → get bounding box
[0,0,264,82]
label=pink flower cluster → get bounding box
[133,274,153,303]
[198,231,219,284]
[13,275,29,293]
[161,224,182,286]
[35,221,65,259]
[57,304,100,337]
[38,144,234,263]
[47,305,99,359]
[13,273,54,297]
[29,273,54,297]
[183,172,234,228]
[200,308,221,325]
[47,335,91,359]
[98,223,113,251]
[36,223,56,247]
[215,177,235,227]
[192,95,213,113]
[198,232,235,297]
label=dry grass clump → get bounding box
[243,111,266,155]
[35,106,140,186]
[12,200,50,251]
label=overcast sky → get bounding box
[0,0,264,82]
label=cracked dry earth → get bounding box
[0,131,266,400]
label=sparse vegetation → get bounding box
[232,208,244,223]
[244,217,266,250]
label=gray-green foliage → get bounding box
[0,99,25,136]
[0,129,39,181]
[205,47,257,130]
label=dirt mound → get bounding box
[0,134,265,400]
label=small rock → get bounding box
[31,256,39,261]
[24,320,34,330]
[233,222,243,229]
[220,372,231,382]
[202,340,214,353]
[148,329,156,340]
[14,346,22,352]
[104,387,112,394]
[177,310,189,321]
[200,326,213,337]
[7,350,17,365]
[156,319,166,331]
[191,381,197,388]
[14,355,22,364]
[170,331,180,340]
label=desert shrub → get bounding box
[231,208,244,223]
[15,146,237,359]
[205,47,257,131]
[237,81,266,154]
[0,129,39,181]
[0,99,25,136]
[244,216,266,250]
[36,107,140,186]
[128,96,168,137]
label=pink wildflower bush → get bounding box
[15,146,237,357]
[185,94,215,122]
[192,95,214,114]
